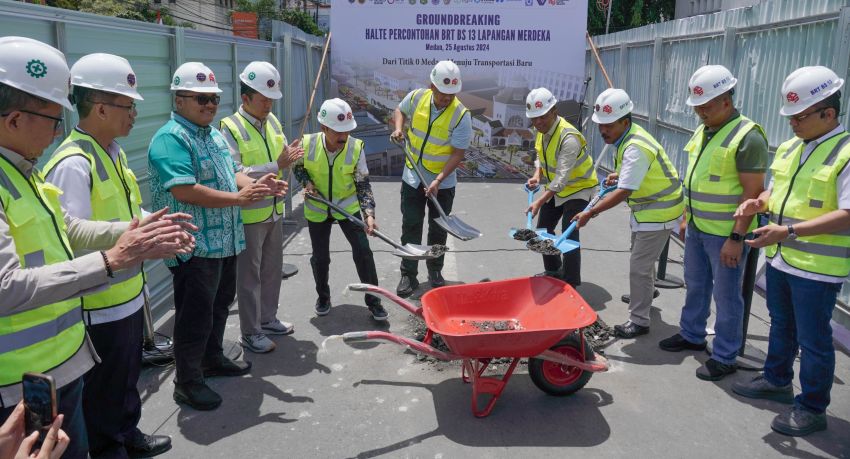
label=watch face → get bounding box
[729,232,743,241]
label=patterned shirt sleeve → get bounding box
[148,134,196,190]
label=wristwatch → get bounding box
[729,232,743,242]
[786,225,798,240]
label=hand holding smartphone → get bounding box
[22,372,57,450]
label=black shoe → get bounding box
[658,333,707,352]
[771,406,827,437]
[534,270,560,278]
[621,289,660,304]
[396,275,419,297]
[732,374,794,403]
[173,381,222,411]
[428,270,445,288]
[614,321,649,339]
[202,356,252,378]
[696,358,737,381]
[368,303,388,321]
[315,298,331,316]
[126,432,172,458]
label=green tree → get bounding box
[587,0,674,36]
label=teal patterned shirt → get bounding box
[148,112,245,266]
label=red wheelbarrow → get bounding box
[342,276,609,417]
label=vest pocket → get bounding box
[708,147,733,179]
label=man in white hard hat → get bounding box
[148,62,287,411]
[390,60,471,297]
[572,89,683,338]
[732,66,850,436]
[220,61,303,354]
[292,98,386,320]
[524,87,596,287]
[0,37,195,459]
[658,65,768,381]
[42,53,171,458]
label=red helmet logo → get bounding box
[602,105,612,114]
[346,112,353,120]
[534,101,543,109]
[209,73,216,83]
[692,86,704,96]
[451,78,458,85]
[786,92,799,103]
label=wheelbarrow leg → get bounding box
[462,358,519,418]
[461,358,491,384]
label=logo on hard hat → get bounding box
[602,105,612,114]
[173,76,181,86]
[320,109,327,118]
[347,112,353,120]
[248,72,256,81]
[196,73,206,82]
[451,78,458,85]
[267,79,275,88]
[786,92,799,103]
[127,73,136,87]
[443,78,451,85]
[209,73,216,83]
[692,86,704,96]
[594,104,600,112]
[534,101,543,109]
[25,59,47,79]
[337,113,346,122]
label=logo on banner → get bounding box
[525,0,533,5]
[420,0,428,5]
[536,0,546,5]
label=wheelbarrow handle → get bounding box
[306,193,406,251]
[342,331,461,361]
[347,283,423,316]
[392,136,451,220]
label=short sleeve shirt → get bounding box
[148,112,245,266]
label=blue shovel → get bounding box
[508,184,539,240]
[527,182,618,255]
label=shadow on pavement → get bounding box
[575,282,612,311]
[602,307,689,366]
[762,416,850,458]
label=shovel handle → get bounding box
[306,194,405,251]
[552,182,619,245]
[392,136,451,219]
[525,185,537,229]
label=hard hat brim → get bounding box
[257,88,283,100]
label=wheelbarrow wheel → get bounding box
[528,333,593,396]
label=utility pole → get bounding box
[605,0,613,35]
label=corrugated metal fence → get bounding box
[583,0,850,326]
[0,0,327,317]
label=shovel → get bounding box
[509,184,539,241]
[527,182,618,255]
[306,193,444,260]
[391,137,482,241]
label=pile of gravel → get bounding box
[511,228,537,241]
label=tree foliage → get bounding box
[45,0,188,27]
[587,0,674,36]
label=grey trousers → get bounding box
[628,229,671,327]
[237,219,284,335]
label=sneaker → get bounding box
[428,270,445,288]
[696,358,737,381]
[368,303,388,321]
[396,275,419,297]
[659,333,707,352]
[613,321,649,338]
[731,374,794,403]
[771,406,827,437]
[173,381,222,411]
[240,334,276,353]
[315,298,331,316]
[261,319,294,335]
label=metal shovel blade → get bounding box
[434,215,482,241]
[392,243,442,260]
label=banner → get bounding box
[330,0,588,178]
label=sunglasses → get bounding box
[176,94,220,106]
[90,99,137,112]
[0,109,64,131]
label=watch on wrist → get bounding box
[786,225,798,240]
[729,232,743,242]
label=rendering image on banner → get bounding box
[330,0,588,178]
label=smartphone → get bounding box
[22,372,57,449]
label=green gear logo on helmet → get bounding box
[320,109,327,118]
[25,59,47,79]
[248,72,256,81]
[173,76,181,86]
[431,69,437,77]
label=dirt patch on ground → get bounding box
[512,228,537,241]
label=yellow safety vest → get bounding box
[220,112,286,224]
[615,123,684,223]
[683,115,765,236]
[536,117,597,199]
[765,132,850,277]
[406,88,469,174]
[0,156,86,386]
[43,130,144,311]
[302,133,363,223]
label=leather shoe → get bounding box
[771,406,827,437]
[202,356,251,378]
[696,358,737,381]
[396,275,419,297]
[428,270,445,288]
[315,298,331,316]
[621,289,660,304]
[173,381,221,411]
[658,333,707,352]
[126,431,172,458]
[614,321,649,338]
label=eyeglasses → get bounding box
[787,107,827,123]
[176,94,220,106]
[90,99,137,112]
[0,109,64,131]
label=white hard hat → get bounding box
[430,60,462,95]
[317,98,356,132]
[525,87,557,118]
[170,62,221,94]
[71,53,143,101]
[0,36,73,110]
[779,66,844,116]
[592,88,634,124]
[239,61,282,100]
[685,65,738,106]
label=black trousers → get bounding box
[83,307,144,459]
[536,197,588,286]
[308,216,380,306]
[169,256,236,384]
[399,182,455,276]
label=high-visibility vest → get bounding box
[43,130,144,311]
[536,117,597,199]
[683,115,765,236]
[765,132,850,277]
[406,88,469,174]
[615,123,684,223]
[220,112,286,224]
[0,156,86,386]
[302,133,363,223]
